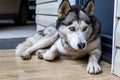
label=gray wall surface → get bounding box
[94,0,114,36]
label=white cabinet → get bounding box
[112,0,120,77]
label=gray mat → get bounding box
[0,38,26,49]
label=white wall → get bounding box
[58,0,75,5]
[36,0,58,31]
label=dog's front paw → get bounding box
[43,52,55,61]
[87,62,102,74]
[36,50,45,59]
[21,53,31,60]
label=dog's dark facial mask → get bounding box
[56,0,94,50]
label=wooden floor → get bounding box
[0,50,120,80]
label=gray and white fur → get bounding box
[16,0,102,74]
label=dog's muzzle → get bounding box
[77,43,86,49]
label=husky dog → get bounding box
[16,0,102,74]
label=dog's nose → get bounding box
[77,43,86,49]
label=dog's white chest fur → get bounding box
[56,39,68,54]
[56,37,101,59]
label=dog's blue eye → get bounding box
[69,27,75,31]
[82,26,88,31]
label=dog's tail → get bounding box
[15,38,33,56]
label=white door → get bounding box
[112,0,120,77]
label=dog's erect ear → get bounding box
[84,0,94,16]
[58,0,71,19]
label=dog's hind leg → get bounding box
[21,32,58,60]
[87,49,102,74]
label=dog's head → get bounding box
[56,0,95,50]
